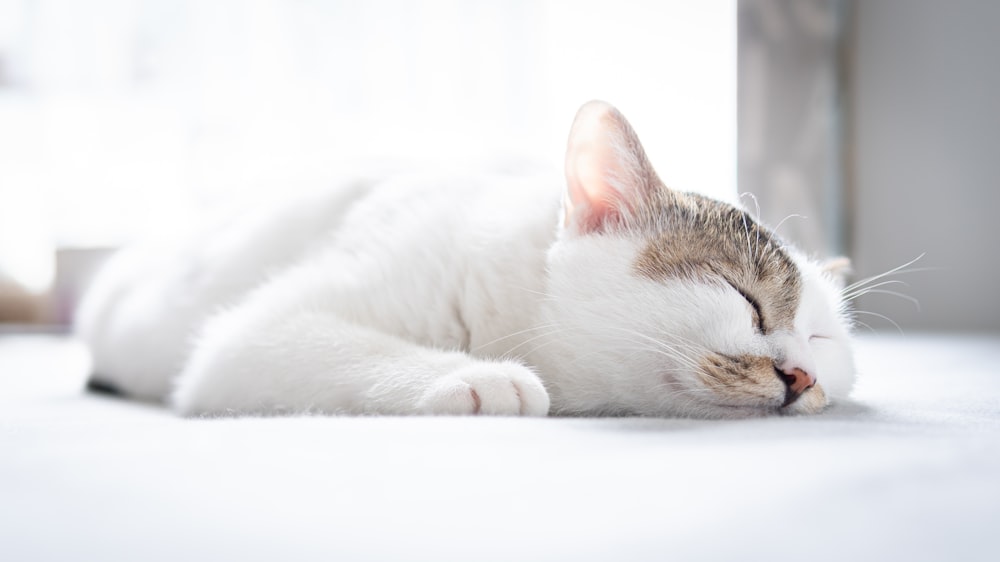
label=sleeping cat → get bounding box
[76,101,856,419]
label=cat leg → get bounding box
[171,303,550,417]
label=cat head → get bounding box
[538,101,855,418]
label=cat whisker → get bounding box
[518,334,572,361]
[851,309,904,335]
[654,381,715,396]
[772,213,808,239]
[839,254,930,333]
[496,327,567,359]
[740,209,754,261]
[554,322,704,371]
[739,192,763,259]
[842,279,910,300]
[601,327,703,367]
[657,330,710,351]
[601,335,702,371]
[646,328,711,357]
[510,285,559,299]
[845,288,921,311]
[841,253,926,293]
[851,319,877,334]
[562,346,644,371]
[740,192,762,222]
[473,323,559,351]
[618,344,701,370]
[560,344,702,390]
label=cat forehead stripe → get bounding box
[634,191,802,331]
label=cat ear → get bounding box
[821,257,852,289]
[563,101,662,234]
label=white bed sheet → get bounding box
[1,333,998,561]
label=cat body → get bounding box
[77,102,856,418]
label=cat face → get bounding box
[536,101,855,418]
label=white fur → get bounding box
[76,103,856,419]
[76,174,854,418]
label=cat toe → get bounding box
[418,362,550,416]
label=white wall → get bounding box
[0,0,735,249]
[0,0,736,323]
[850,0,1000,332]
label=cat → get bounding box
[76,101,856,419]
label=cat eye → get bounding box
[809,335,831,342]
[732,285,765,333]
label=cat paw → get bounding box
[418,362,550,416]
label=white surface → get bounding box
[1,333,999,561]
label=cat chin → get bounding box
[697,406,783,420]
[672,398,828,420]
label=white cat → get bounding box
[76,101,856,418]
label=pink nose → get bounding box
[780,367,816,396]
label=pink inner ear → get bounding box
[565,139,622,233]
[564,102,634,234]
[563,100,658,235]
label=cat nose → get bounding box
[776,367,816,407]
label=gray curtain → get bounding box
[738,0,847,257]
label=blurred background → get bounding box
[0,0,996,333]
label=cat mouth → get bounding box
[697,390,826,418]
[692,401,784,419]
[778,384,828,415]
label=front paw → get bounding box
[417,362,550,416]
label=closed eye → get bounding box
[809,335,831,341]
[732,285,765,333]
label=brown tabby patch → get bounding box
[697,353,826,413]
[698,354,785,407]
[632,190,802,333]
